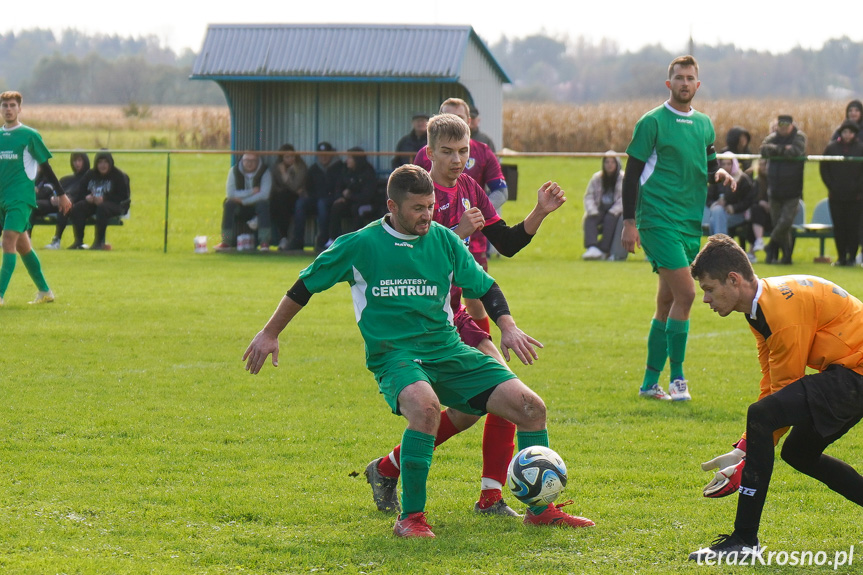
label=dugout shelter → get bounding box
[191,23,511,171]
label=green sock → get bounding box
[641,318,667,390]
[666,318,689,382]
[516,430,552,515]
[0,252,17,298]
[21,250,50,292]
[399,428,435,519]
[516,429,549,451]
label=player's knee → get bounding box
[519,389,547,428]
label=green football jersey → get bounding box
[625,103,716,234]
[299,216,495,369]
[0,123,52,207]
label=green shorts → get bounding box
[639,226,701,273]
[0,200,33,234]
[374,343,516,416]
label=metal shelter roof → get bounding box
[191,24,511,83]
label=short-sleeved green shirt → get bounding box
[299,216,494,371]
[0,123,52,209]
[625,102,716,235]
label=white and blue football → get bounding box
[506,446,568,506]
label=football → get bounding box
[506,446,568,506]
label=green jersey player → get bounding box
[244,164,593,538]
[620,56,735,401]
[0,91,71,306]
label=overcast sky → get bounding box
[4,1,860,55]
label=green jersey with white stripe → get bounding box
[625,102,716,234]
[299,216,494,369]
[0,123,52,208]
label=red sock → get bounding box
[378,410,463,479]
[482,413,516,485]
[474,315,491,335]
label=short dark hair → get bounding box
[387,164,434,205]
[690,234,755,282]
[668,55,699,79]
[427,113,470,151]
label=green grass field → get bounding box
[2,153,861,574]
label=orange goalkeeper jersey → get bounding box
[747,275,863,401]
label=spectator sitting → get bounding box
[68,151,130,250]
[215,152,272,252]
[722,126,753,175]
[705,154,755,256]
[391,113,429,170]
[269,144,307,251]
[746,158,773,258]
[286,142,346,251]
[327,147,378,246]
[582,151,623,260]
[43,151,90,249]
[469,106,495,152]
[830,99,863,142]
[820,120,863,266]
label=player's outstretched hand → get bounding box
[58,194,72,215]
[499,324,543,365]
[455,207,485,239]
[536,181,566,214]
[715,168,737,191]
[243,331,280,374]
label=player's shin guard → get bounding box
[642,318,667,389]
[0,252,17,297]
[21,250,50,292]
[666,318,689,381]
[399,429,435,517]
[482,414,516,486]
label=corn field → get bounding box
[26,100,851,153]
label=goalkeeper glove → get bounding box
[701,439,746,498]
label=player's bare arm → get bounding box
[454,207,485,239]
[244,295,304,374]
[496,315,543,365]
[521,181,566,235]
[714,168,736,191]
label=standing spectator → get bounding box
[327,147,378,245]
[391,113,429,170]
[830,100,863,142]
[469,106,496,152]
[214,152,271,252]
[621,55,735,401]
[705,154,755,240]
[820,120,863,266]
[746,158,773,259]
[287,142,346,251]
[0,90,70,305]
[68,151,130,251]
[269,144,307,251]
[43,151,90,249]
[582,151,623,260]
[722,126,753,175]
[760,114,807,265]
